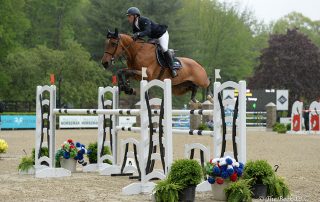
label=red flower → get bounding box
[230,172,238,182]
[216,177,224,184]
[67,139,73,143]
[70,145,75,149]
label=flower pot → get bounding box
[60,158,77,172]
[178,186,196,202]
[211,181,230,201]
[252,184,267,199]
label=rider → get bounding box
[126,7,177,78]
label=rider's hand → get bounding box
[132,33,139,40]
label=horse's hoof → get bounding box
[207,95,214,103]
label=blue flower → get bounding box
[208,176,215,184]
[213,166,220,175]
[226,158,233,165]
[221,171,229,179]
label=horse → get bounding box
[101,28,211,103]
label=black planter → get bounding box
[178,186,196,202]
[252,184,267,199]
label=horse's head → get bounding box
[101,28,124,69]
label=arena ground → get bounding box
[0,129,319,201]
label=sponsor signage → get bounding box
[59,116,98,128]
[0,115,36,129]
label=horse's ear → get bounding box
[114,28,119,38]
[107,29,112,38]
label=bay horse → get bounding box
[101,29,210,102]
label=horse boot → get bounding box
[164,51,177,78]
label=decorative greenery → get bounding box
[243,160,274,185]
[225,179,253,202]
[264,175,290,198]
[205,157,244,185]
[198,123,210,131]
[272,123,287,133]
[87,142,112,164]
[0,139,9,154]
[154,178,183,202]
[18,156,34,171]
[168,159,203,189]
[243,160,290,199]
[31,147,49,163]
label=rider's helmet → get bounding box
[126,7,141,16]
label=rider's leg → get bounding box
[159,31,177,78]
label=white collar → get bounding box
[135,18,140,30]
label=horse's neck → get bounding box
[121,35,155,69]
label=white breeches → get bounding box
[159,31,169,52]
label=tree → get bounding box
[1,42,111,107]
[0,0,30,60]
[272,12,320,48]
[24,0,82,49]
[248,29,320,106]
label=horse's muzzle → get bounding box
[102,61,109,69]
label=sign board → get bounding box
[59,116,98,128]
[0,115,36,129]
[276,90,289,111]
[119,116,136,127]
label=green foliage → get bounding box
[225,179,253,202]
[264,175,290,198]
[168,159,203,188]
[286,123,291,131]
[272,122,287,133]
[0,0,30,60]
[1,43,111,107]
[87,142,111,164]
[243,160,274,185]
[18,156,34,171]
[248,29,320,108]
[154,178,183,202]
[31,147,49,164]
[198,123,209,131]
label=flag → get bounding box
[112,75,117,85]
[142,67,147,79]
[215,69,221,80]
[50,74,55,85]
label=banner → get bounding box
[276,90,289,111]
[59,116,98,128]
[0,115,36,129]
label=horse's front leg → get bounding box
[117,69,142,95]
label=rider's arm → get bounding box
[136,17,151,37]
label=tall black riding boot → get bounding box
[164,51,177,78]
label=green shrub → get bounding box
[264,175,290,198]
[286,123,291,131]
[225,179,253,202]
[198,123,209,131]
[243,160,274,185]
[31,147,49,164]
[154,178,183,202]
[168,159,203,188]
[87,142,112,164]
[273,122,287,133]
[18,156,34,171]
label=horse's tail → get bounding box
[206,78,214,103]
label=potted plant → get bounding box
[225,179,252,202]
[243,160,275,199]
[167,159,203,201]
[18,156,35,174]
[0,138,9,158]
[264,173,290,198]
[153,178,183,202]
[205,156,244,201]
[55,139,88,172]
[87,142,111,164]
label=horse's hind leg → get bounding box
[191,84,199,103]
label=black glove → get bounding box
[132,33,139,40]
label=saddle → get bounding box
[148,39,182,70]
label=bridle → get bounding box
[104,35,144,66]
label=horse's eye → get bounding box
[111,42,117,47]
